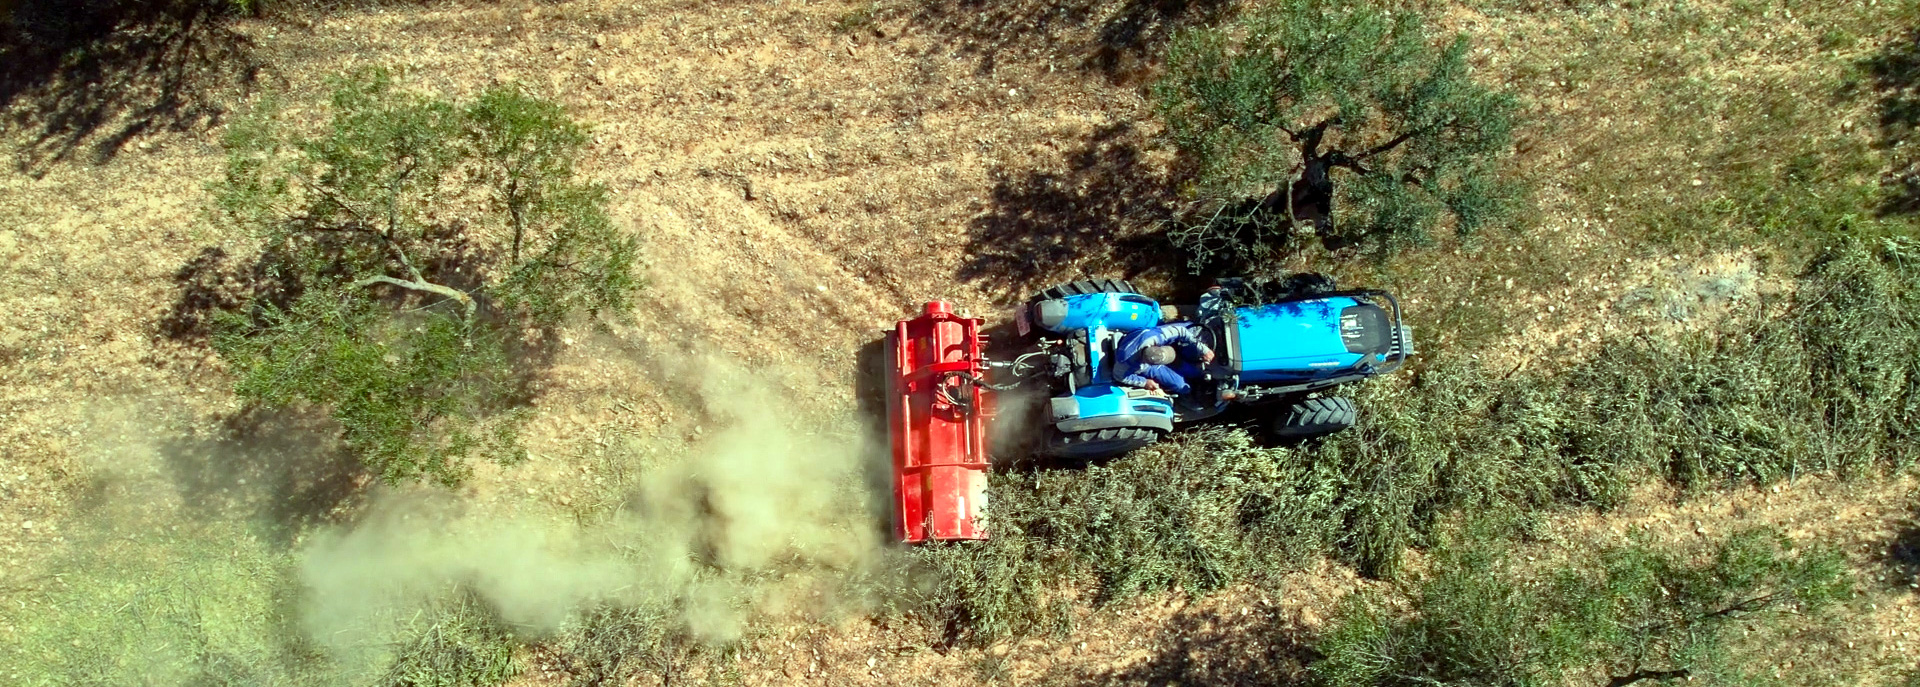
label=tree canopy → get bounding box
[1155,0,1520,267]
[211,69,639,484]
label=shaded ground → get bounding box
[1868,27,1920,215]
[1050,604,1320,686]
[1889,502,1920,593]
[958,121,1184,298]
[905,0,1232,84]
[1,0,261,176]
[157,408,367,544]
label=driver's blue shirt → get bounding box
[1115,322,1211,394]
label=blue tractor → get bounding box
[1006,276,1414,459]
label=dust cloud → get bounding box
[299,349,893,666]
[0,352,895,684]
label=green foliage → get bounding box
[553,603,695,687]
[211,68,638,485]
[376,593,520,687]
[1155,0,1519,265]
[214,292,521,485]
[1333,239,1920,575]
[1572,239,1920,484]
[0,522,319,687]
[914,429,1346,642]
[1313,525,1850,687]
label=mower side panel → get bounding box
[1066,386,1175,423]
[888,302,992,544]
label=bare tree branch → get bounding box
[383,159,426,281]
[355,275,476,320]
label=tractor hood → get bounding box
[1229,297,1391,382]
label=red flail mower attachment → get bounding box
[886,301,993,544]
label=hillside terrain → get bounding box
[2,0,1919,685]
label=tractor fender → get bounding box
[1031,293,1161,334]
[1056,413,1174,434]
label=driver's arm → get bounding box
[1166,323,1213,362]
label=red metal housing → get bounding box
[886,301,992,543]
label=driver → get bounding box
[1116,322,1214,395]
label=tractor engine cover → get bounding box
[885,301,992,543]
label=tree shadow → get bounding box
[1044,602,1319,685]
[957,122,1187,300]
[904,0,1233,82]
[1,0,261,176]
[1888,505,1920,593]
[159,407,368,543]
[853,335,901,542]
[1864,28,1920,215]
[158,245,251,345]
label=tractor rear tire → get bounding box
[1274,396,1356,438]
[1047,426,1160,460]
[1029,278,1139,303]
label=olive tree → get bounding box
[211,69,639,485]
[1155,0,1519,267]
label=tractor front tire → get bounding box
[1274,396,1356,438]
[1047,426,1160,460]
[1283,272,1338,298]
[1029,278,1139,303]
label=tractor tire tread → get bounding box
[1031,278,1140,303]
[1048,425,1160,459]
[1275,396,1357,438]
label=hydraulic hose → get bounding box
[934,352,1048,413]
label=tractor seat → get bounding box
[1101,329,1169,392]
[1099,329,1126,384]
[1102,328,1226,401]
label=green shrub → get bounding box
[553,602,696,687]
[210,68,638,485]
[1154,0,1520,266]
[1313,525,1850,687]
[1330,239,1920,575]
[376,593,520,687]
[914,429,1345,642]
[1563,240,1920,486]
